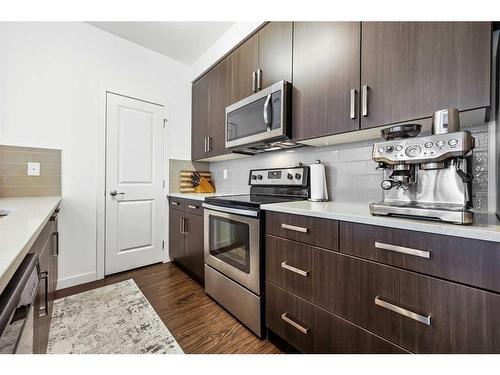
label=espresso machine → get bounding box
[369,108,475,224]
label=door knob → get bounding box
[110,190,125,196]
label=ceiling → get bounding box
[88,22,235,65]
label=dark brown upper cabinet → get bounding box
[292,22,361,141]
[208,55,233,156]
[360,22,492,129]
[231,22,293,103]
[231,33,258,103]
[191,73,210,160]
[257,22,293,89]
[191,55,233,160]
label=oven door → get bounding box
[225,80,290,149]
[203,205,260,295]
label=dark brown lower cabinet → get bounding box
[312,249,500,354]
[266,282,407,353]
[31,207,59,354]
[168,198,205,283]
[183,212,204,281]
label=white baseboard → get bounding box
[57,271,97,290]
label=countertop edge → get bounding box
[261,203,500,243]
[0,197,61,295]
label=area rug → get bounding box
[47,279,183,354]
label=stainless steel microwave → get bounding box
[225,80,292,151]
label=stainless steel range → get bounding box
[202,166,310,337]
[370,108,475,224]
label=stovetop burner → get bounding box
[205,193,307,208]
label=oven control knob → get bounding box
[295,173,302,180]
[287,173,293,180]
[395,145,403,151]
[449,139,458,146]
[257,175,263,180]
[436,140,445,147]
[424,142,433,148]
[385,146,394,153]
[251,175,257,180]
[405,145,421,157]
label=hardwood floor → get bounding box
[56,262,282,354]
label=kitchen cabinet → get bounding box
[168,197,205,283]
[231,22,293,103]
[31,207,59,354]
[208,55,233,157]
[231,33,258,103]
[360,22,491,129]
[265,211,500,353]
[292,22,361,140]
[191,73,210,161]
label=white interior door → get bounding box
[105,93,164,275]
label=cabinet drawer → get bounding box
[168,197,185,210]
[184,199,204,216]
[266,235,313,300]
[312,249,500,353]
[266,282,315,353]
[266,282,406,353]
[266,211,338,250]
[340,222,500,293]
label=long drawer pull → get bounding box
[281,223,309,233]
[171,201,179,206]
[187,205,198,209]
[375,241,430,259]
[281,313,310,334]
[375,296,431,326]
[281,262,309,277]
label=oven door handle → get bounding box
[202,203,259,218]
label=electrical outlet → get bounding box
[223,169,228,179]
[27,162,40,176]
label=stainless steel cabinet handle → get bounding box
[375,241,430,259]
[263,94,272,131]
[252,71,257,93]
[281,223,309,233]
[208,137,212,152]
[183,217,188,234]
[110,190,125,196]
[281,261,309,277]
[171,201,179,206]
[281,313,310,334]
[204,137,207,152]
[375,296,431,326]
[362,85,369,117]
[187,205,198,209]
[39,271,49,317]
[350,88,357,119]
[179,217,184,234]
[52,232,59,256]
[257,68,262,90]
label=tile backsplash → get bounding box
[208,123,491,212]
[0,145,61,197]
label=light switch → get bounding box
[223,169,228,179]
[27,162,40,176]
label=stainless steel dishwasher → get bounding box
[0,253,40,354]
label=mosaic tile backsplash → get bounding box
[208,123,491,212]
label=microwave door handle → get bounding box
[263,94,272,131]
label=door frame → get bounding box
[96,88,168,281]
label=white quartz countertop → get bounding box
[261,200,500,243]
[167,192,246,201]
[0,196,61,295]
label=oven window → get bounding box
[209,216,250,274]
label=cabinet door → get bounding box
[184,212,205,281]
[360,22,491,129]
[231,34,258,102]
[191,73,210,160]
[257,22,293,89]
[292,22,361,140]
[168,208,185,262]
[208,55,233,157]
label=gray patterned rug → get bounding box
[47,279,183,354]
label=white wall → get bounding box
[0,22,191,288]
